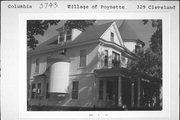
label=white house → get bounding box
[27,21,160,110]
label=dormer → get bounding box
[56,27,82,44]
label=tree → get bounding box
[64,20,96,31]
[27,20,60,49]
[27,20,96,49]
[129,20,162,78]
[128,20,162,109]
[143,20,162,55]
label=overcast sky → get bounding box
[35,20,155,50]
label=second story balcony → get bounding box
[100,50,128,69]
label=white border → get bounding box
[19,13,170,119]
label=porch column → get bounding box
[118,76,122,107]
[137,77,141,107]
[131,81,135,108]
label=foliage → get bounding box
[27,20,60,49]
[129,20,162,79]
[64,20,96,31]
[143,20,162,55]
[127,20,162,109]
[27,20,96,49]
[129,48,162,78]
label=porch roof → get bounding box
[94,68,162,84]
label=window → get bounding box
[37,83,41,95]
[116,54,120,66]
[66,30,72,41]
[46,83,49,99]
[104,50,108,67]
[72,81,79,99]
[135,45,141,53]
[99,80,103,100]
[46,56,51,63]
[112,52,120,68]
[59,31,64,42]
[31,84,36,99]
[58,28,72,43]
[110,32,114,42]
[35,58,40,73]
[80,49,86,67]
[121,54,126,64]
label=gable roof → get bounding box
[73,22,113,44]
[119,21,145,47]
[28,21,145,56]
[28,22,113,55]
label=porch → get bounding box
[94,68,162,110]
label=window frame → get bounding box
[135,44,141,53]
[37,82,42,95]
[59,31,65,42]
[104,50,108,67]
[58,28,72,43]
[66,29,72,41]
[72,81,79,99]
[110,32,114,42]
[35,58,40,73]
[80,49,87,67]
[112,51,120,68]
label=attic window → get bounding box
[66,30,72,41]
[58,28,72,43]
[59,31,64,42]
[110,32,114,42]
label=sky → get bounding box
[35,20,155,50]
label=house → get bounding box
[27,21,161,110]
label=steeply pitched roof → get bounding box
[119,21,145,47]
[72,22,113,44]
[119,21,140,41]
[28,22,113,55]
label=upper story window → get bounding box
[104,50,108,67]
[35,58,40,73]
[110,32,114,42]
[72,81,79,99]
[58,28,72,43]
[37,83,41,95]
[59,31,64,42]
[135,45,141,53]
[80,49,87,67]
[121,53,127,64]
[112,51,120,68]
[66,30,72,41]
